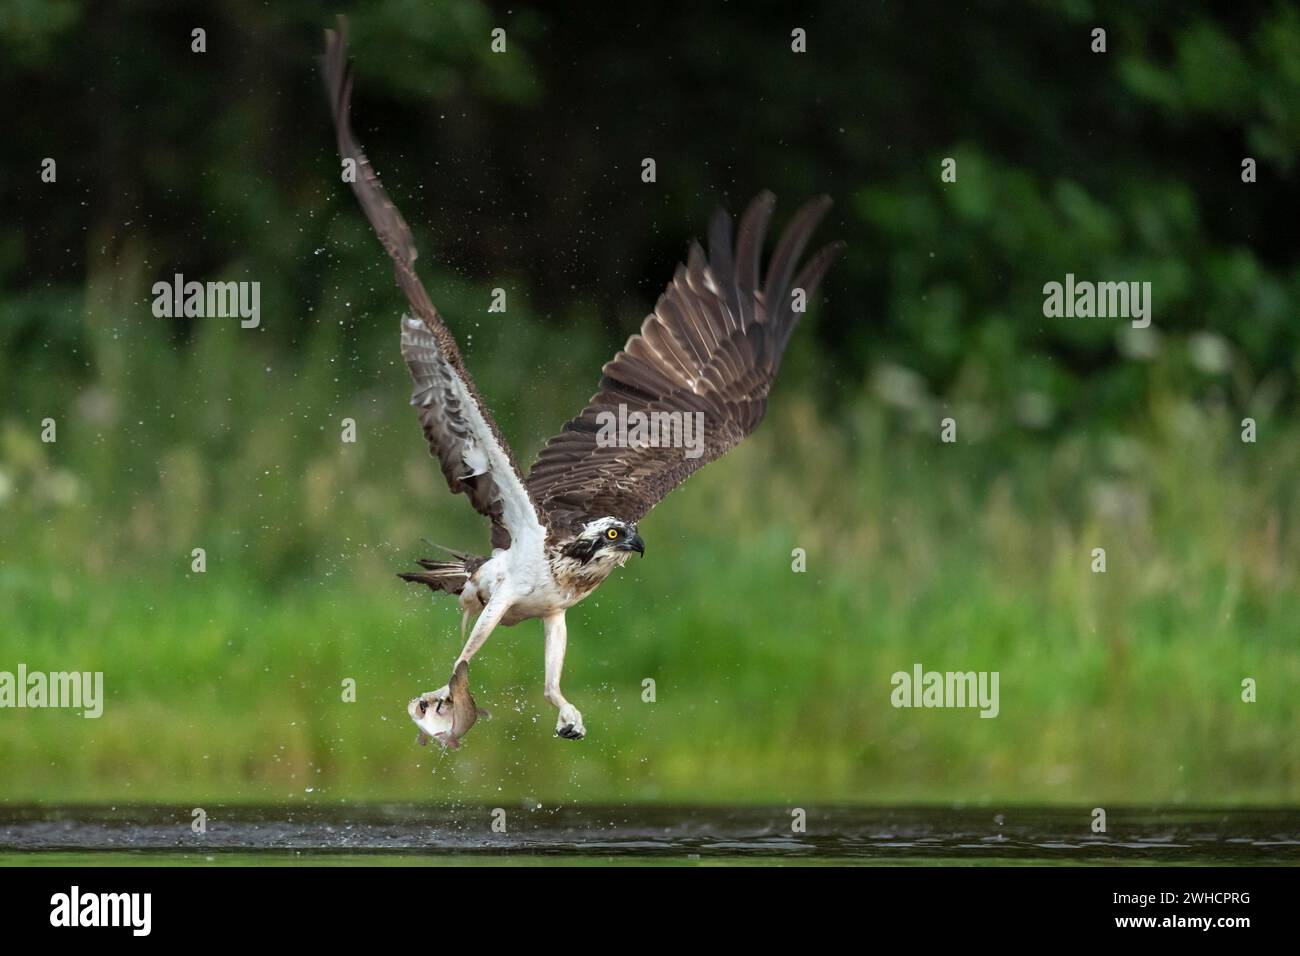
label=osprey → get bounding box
[323,23,841,741]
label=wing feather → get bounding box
[732,193,774,328]
[525,192,842,533]
[323,19,545,552]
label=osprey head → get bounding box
[565,516,645,565]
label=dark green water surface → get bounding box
[1,805,1296,865]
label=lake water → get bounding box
[2,805,1297,865]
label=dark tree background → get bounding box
[4,0,1297,422]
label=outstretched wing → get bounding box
[323,20,545,553]
[525,192,842,533]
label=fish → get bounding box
[408,660,483,750]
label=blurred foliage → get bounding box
[1,342,1297,803]
[3,0,1299,423]
[0,0,1297,804]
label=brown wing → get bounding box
[525,192,842,533]
[323,19,545,552]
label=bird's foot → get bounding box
[555,704,586,741]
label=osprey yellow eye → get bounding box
[606,528,620,540]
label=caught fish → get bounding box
[408,660,483,750]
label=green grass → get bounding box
[2,311,1298,806]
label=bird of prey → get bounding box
[323,21,841,741]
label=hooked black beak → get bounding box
[623,533,645,557]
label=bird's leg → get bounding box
[426,606,484,703]
[543,611,584,740]
[454,591,509,670]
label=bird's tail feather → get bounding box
[398,555,480,595]
[419,538,474,561]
